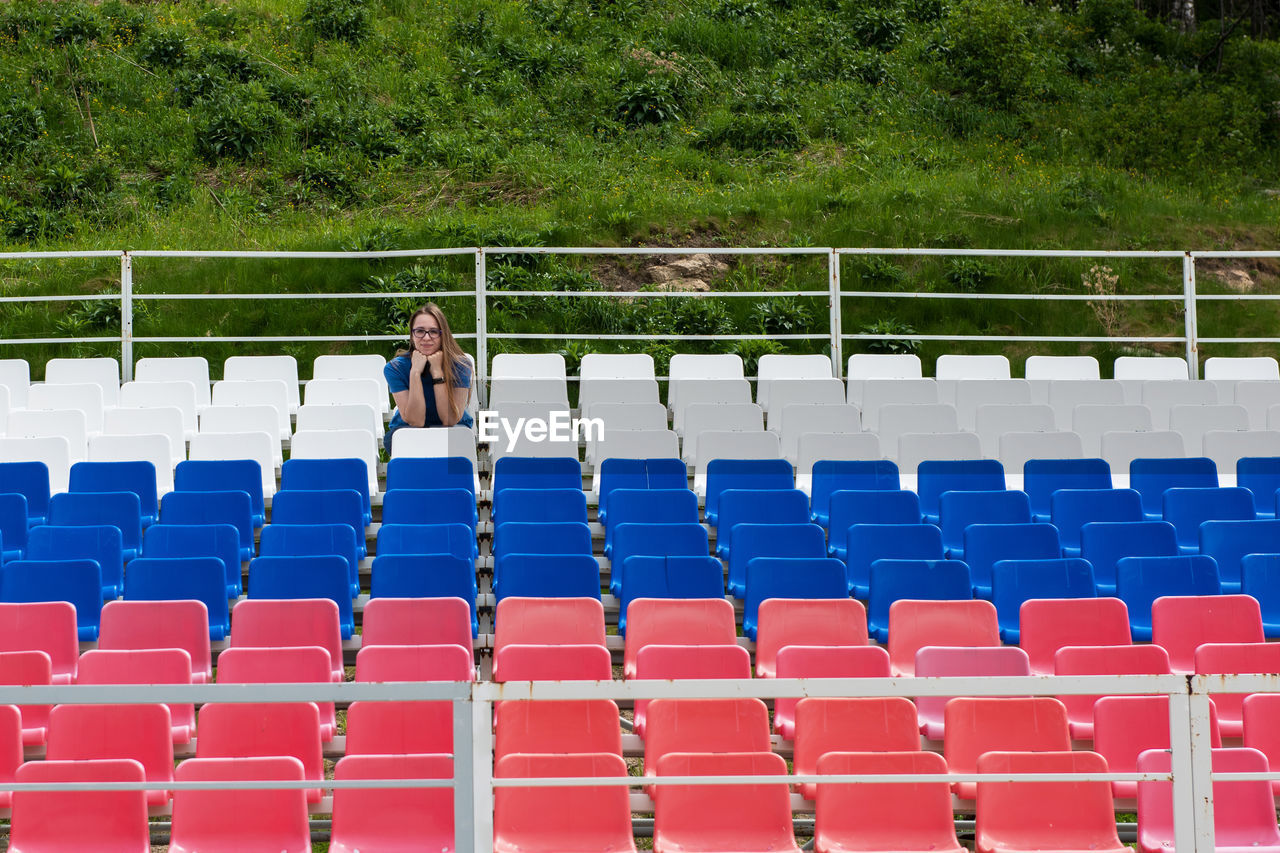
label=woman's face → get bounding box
[411,312,443,356]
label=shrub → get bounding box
[139,31,189,69]
[0,99,46,160]
[732,338,784,374]
[752,297,813,335]
[49,5,101,46]
[935,0,1067,106]
[698,110,804,151]
[858,319,922,354]
[615,79,681,126]
[302,0,370,43]
[193,95,281,162]
[945,258,996,292]
[855,256,905,286]
[851,7,907,50]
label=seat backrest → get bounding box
[99,600,212,682]
[961,522,1060,597]
[815,751,958,851]
[756,354,834,410]
[0,601,78,682]
[121,380,199,438]
[124,556,231,640]
[945,698,1072,798]
[1114,356,1189,380]
[136,356,212,408]
[1194,642,1280,731]
[1117,554,1222,637]
[643,699,771,773]
[46,703,174,804]
[1049,487,1142,552]
[913,646,1031,738]
[1079,520,1179,592]
[46,356,120,406]
[896,431,984,472]
[580,352,655,380]
[1138,747,1280,849]
[1243,553,1280,632]
[29,382,105,434]
[1095,695,1222,799]
[915,458,1005,522]
[727,522,827,598]
[494,698,622,760]
[935,354,1012,380]
[1205,356,1280,381]
[977,750,1124,851]
[1203,431,1280,486]
[754,598,868,677]
[494,752,636,853]
[633,644,751,732]
[0,359,31,408]
[69,461,158,518]
[12,758,149,852]
[704,458,795,522]
[652,751,799,853]
[200,404,283,461]
[772,646,891,739]
[0,558,103,640]
[288,431,379,496]
[493,596,606,652]
[7,409,88,464]
[331,754,454,853]
[974,402,1053,454]
[492,643,612,682]
[494,553,601,602]
[210,378,292,434]
[362,597,474,656]
[1141,380,1219,429]
[368,557,478,637]
[1072,403,1154,456]
[1054,643,1173,733]
[887,599,999,676]
[0,460,51,524]
[1129,455,1220,516]
[1168,403,1249,452]
[186,432,278,497]
[170,756,310,851]
[617,557,725,636]
[622,598,736,677]
[990,557,1095,641]
[86,437,174,496]
[847,354,922,380]
[998,432,1085,488]
[742,557,850,639]
[954,380,1033,430]
[1101,431,1188,483]
[230,598,343,678]
[0,649,52,737]
[780,404,862,463]
[1026,355,1101,380]
[867,558,972,642]
[223,355,300,408]
[939,490,1030,551]
[1151,593,1265,671]
[1200,519,1280,591]
[77,648,195,743]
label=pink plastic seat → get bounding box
[169,756,310,853]
[1242,693,1280,794]
[492,643,611,682]
[944,697,1071,799]
[77,649,196,744]
[194,703,324,803]
[348,644,474,755]
[494,752,637,853]
[623,598,738,679]
[331,754,454,853]
[46,703,174,806]
[793,697,920,800]
[1151,594,1265,672]
[0,650,51,746]
[216,645,336,741]
[361,597,475,670]
[633,644,750,735]
[976,750,1125,853]
[1194,642,1280,736]
[1093,695,1222,799]
[815,751,963,853]
[494,699,623,760]
[1018,597,1132,674]
[773,645,891,739]
[1137,747,1280,853]
[1053,644,1172,739]
[888,600,1000,676]
[229,598,344,682]
[915,646,1031,740]
[0,601,79,683]
[99,600,212,683]
[0,705,23,808]
[755,599,868,678]
[494,596,606,649]
[653,751,801,853]
[643,699,771,783]
[11,758,150,853]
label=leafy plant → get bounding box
[302,0,370,43]
[852,7,907,50]
[557,340,592,375]
[193,96,281,162]
[615,79,681,126]
[140,31,190,69]
[857,319,922,354]
[752,298,813,335]
[733,338,784,375]
[945,258,996,292]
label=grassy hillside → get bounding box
[0,0,1277,374]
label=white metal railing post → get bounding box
[1187,685,1218,853]
[829,249,842,378]
[476,248,488,407]
[1183,253,1199,377]
[471,687,494,853]
[452,692,475,853]
[120,251,133,381]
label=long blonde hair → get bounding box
[406,303,470,421]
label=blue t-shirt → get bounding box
[385,355,474,431]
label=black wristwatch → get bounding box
[431,376,445,385]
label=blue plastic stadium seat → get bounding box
[1162,487,1256,554]
[1080,520,1179,597]
[248,554,354,639]
[867,558,971,643]
[1116,554,1221,640]
[1130,456,1218,520]
[917,459,1005,526]
[808,460,900,527]
[159,491,255,573]
[173,460,266,528]
[1242,553,1280,639]
[596,458,688,526]
[742,556,848,639]
[27,524,123,600]
[704,459,794,527]
[385,456,477,496]
[938,490,1031,559]
[827,490,921,561]
[845,523,944,599]
[260,523,361,598]
[610,522,709,598]
[1237,457,1280,519]
[0,494,28,562]
[142,523,241,600]
[494,489,588,525]
[1050,488,1143,557]
[375,523,478,566]
[616,555,725,636]
[726,522,826,599]
[494,554,601,603]
[48,491,142,563]
[123,556,231,641]
[990,558,1095,643]
[70,461,159,527]
[280,458,372,526]
[493,521,592,593]
[715,489,810,560]
[1199,519,1280,595]
[270,489,367,560]
[0,461,50,527]
[369,554,479,636]
[0,559,101,640]
[962,523,1061,600]
[1023,458,1112,522]
[491,457,582,521]
[381,488,478,529]
[602,489,699,558]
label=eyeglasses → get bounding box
[411,328,443,339]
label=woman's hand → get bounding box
[410,350,428,375]
[427,351,444,373]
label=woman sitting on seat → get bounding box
[384,303,473,455]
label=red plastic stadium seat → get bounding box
[623,598,738,679]
[887,600,1000,677]
[1242,693,1280,794]
[976,751,1125,853]
[1151,594,1265,671]
[0,705,23,809]
[347,644,474,756]
[216,645,336,741]
[331,754,454,853]
[493,597,607,654]
[494,753,637,853]
[46,703,174,806]
[361,597,475,668]
[1093,695,1222,799]
[653,751,801,853]
[194,703,324,803]
[1018,597,1132,674]
[0,601,79,683]
[643,698,771,789]
[99,600,212,684]
[773,645,891,740]
[915,646,1031,740]
[492,643,612,682]
[229,598,344,682]
[494,699,623,760]
[944,697,1071,799]
[11,758,150,853]
[633,644,750,735]
[793,697,920,801]
[754,599,868,678]
[77,649,196,745]
[1194,642,1280,736]
[0,650,51,746]
[1053,644,1172,739]
[815,751,963,853]
[169,756,311,853]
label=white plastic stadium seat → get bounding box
[847,354,922,380]
[135,357,212,410]
[580,353,655,380]
[974,404,1055,458]
[590,428,679,495]
[45,357,120,408]
[671,379,752,436]
[1140,380,1218,429]
[389,426,480,493]
[1024,355,1101,381]
[681,403,763,464]
[935,354,1011,380]
[1046,380,1125,429]
[104,407,186,467]
[756,354,833,411]
[200,405,285,466]
[120,380,199,440]
[488,378,570,410]
[1226,381,1280,430]
[875,404,959,460]
[897,432,984,481]
[1203,357,1280,381]
[1072,404,1154,457]
[579,379,661,418]
[491,353,567,379]
[313,355,389,412]
[668,354,744,415]
[1100,430,1187,488]
[1167,404,1248,455]
[583,403,668,465]
[0,387,10,433]
[484,402,580,462]
[304,378,387,416]
[794,433,882,495]
[224,355,301,413]
[693,430,780,497]
[8,409,88,463]
[764,379,845,430]
[0,436,72,493]
[1203,430,1280,487]
[857,380,939,431]
[998,431,1084,490]
[188,431,278,498]
[780,404,861,463]
[1113,356,1189,380]
[211,380,291,440]
[88,433,175,495]
[953,379,1032,431]
[0,359,30,409]
[290,429,380,497]
[28,383,104,436]
[295,404,383,441]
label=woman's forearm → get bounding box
[401,368,428,426]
